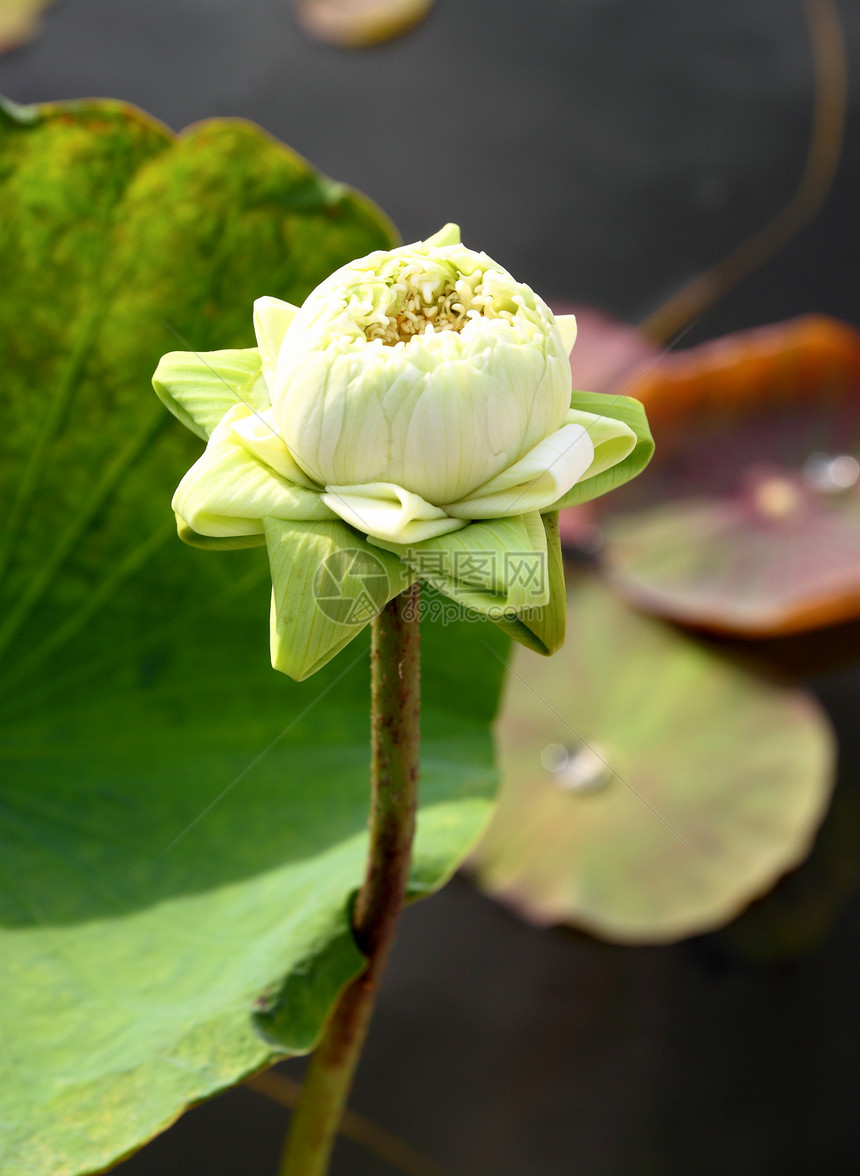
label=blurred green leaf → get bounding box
[0,98,505,1176]
[470,576,835,943]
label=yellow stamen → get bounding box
[364,272,516,345]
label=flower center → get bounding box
[364,271,516,345]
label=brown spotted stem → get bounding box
[278,581,421,1176]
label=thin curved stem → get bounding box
[249,1069,452,1176]
[639,0,847,343]
[278,582,421,1176]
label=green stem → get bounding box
[278,582,421,1176]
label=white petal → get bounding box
[273,295,572,506]
[555,314,578,356]
[230,407,320,489]
[173,406,333,538]
[565,407,637,479]
[322,482,467,545]
[254,296,301,388]
[445,423,594,519]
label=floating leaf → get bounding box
[470,577,835,943]
[711,767,860,963]
[0,98,505,1176]
[600,317,860,635]
[295,0,433,48]
[0,0,55,52]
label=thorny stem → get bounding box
[278,582,421,1176]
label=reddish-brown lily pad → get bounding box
[552,305,659,553]
[470,576,836,943]
[555,303,659,402]
[598,316,860,635]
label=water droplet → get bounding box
[803,452,860,494]
[540,743,569,773]
[541,743,611,794]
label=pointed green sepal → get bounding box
[153,347,268,440]
[265,518,415,681]
[376,512,549,622]
[488,512,566,654]
[553,391,654,508]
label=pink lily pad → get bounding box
[553,303,659,399]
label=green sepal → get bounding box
[553,391,654,508]
[175,513,266,551]
[376,512,549,621]
[264,517,414,681]
[153,348,268,441]
[488,512,566,655]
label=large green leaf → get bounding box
[0,99,506,1176]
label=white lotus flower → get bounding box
[153,225,653,679]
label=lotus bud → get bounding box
[153,225,653,679]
